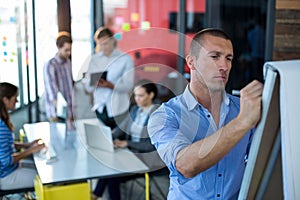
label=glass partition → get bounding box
[100,0,268,94]
[0,0,271,109]
[101,0,206,100]
[0,0,25,108]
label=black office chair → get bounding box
[0,187,34,200]
[124,167,169,200]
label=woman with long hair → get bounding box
[93,79,164,200]
[0,82,45,190]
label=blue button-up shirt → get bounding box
[148,86,254,200]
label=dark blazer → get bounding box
[112,104,165,170]
[112,104,159,153]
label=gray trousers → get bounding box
[0,160,37,190]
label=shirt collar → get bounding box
[183,84,230,111]
[183,85,198,111]
[98,48,119,57]
[110,48,120,56]
[138,104,155,115]
[223,91,230,105]
[54,53,66,64]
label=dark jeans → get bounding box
[93,177,121,200]
[93,168,169,200]
[93,175,142,200]
[95,107,127,129]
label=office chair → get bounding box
[0,187,34,200]
[124,167,169,200]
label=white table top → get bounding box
[24,121,149,185]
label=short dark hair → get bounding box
[96,28,117,47]
[189,28,232,58]
[56,35,72,48]
[96,28,114,39]
[135,79,158,100]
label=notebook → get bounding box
[84,123,114,153]
[38,142,58,164]
[56,92,67,119]
[90,71,107,86]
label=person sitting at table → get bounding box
[0,82,45,190]
[92,79,162,200]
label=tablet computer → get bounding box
[90,71,107,86]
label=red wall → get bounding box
[112,0,205,78]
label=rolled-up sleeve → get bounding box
[148,106,192,182]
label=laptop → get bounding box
[75,119,149,172]
[84,123,114,153]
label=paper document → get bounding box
[57,92,67,119]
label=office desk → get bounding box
[23,121,149,185]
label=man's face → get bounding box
[58,42,72,60]
[98,36,115,56]
[193,35,233,92]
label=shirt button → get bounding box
[207,114,210,118]
[217,194,221,197]
[218,174,222,177]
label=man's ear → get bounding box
[149,92,155,100]
[186,55,196,70]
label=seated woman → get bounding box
[93,79,163,200]
[0,82,45,190]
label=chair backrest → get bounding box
[0,187,34,197]
[149,166,169,177]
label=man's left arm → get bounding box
[44,63,58,103]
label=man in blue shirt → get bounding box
[148,28,263,199]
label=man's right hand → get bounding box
[237,80,263,130]
[52,99,57,107]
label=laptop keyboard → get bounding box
[46,144,57,160]
[39,143,57,163]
